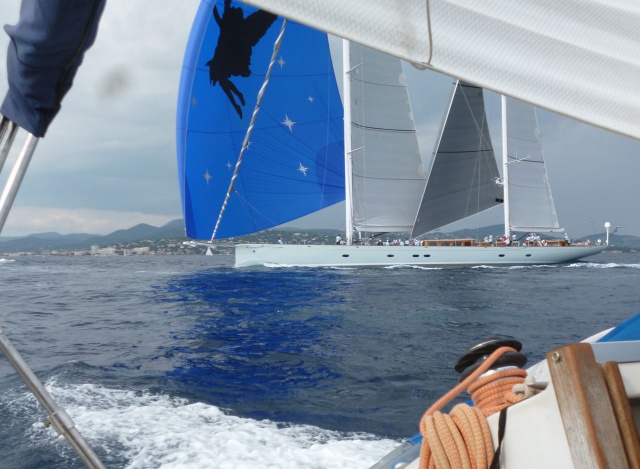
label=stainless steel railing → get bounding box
[0,116,106,469]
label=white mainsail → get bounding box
[348,42,426,233]
[412,81,502,237]
[504,97,561,233]
[240,0,640,141]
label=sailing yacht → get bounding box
[1,2,638,468]
[176,3,606,267]
[235,77,608,267]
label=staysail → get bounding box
[177,0,344,240]
[412,81,502,237]
[240,0,640,142]
[348,42,426,233]
[505,97,560,233]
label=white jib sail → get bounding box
[348,42,426,233]
[241,0,640,141]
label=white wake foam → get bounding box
[383,265,442,270]
[566,262,640,269]
[17,380,399,469]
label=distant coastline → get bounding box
[0,219,637,256]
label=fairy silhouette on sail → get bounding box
[206,0,277,118]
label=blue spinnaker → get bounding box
[177,0,344,240]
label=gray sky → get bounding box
[1,1,639,237]
[0,1,198,236]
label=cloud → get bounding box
[1,1,640,238]
[0,1,197,236]
[3,206,178,237]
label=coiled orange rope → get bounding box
[419,346,528,469]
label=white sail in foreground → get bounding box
[348,42,426,233]
[241,0,640,141]
[505,97,561,233]
[412,81,502,238]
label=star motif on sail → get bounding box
[282,115,295,132]
[277,56,286,68]
[191,97,197,106]
[308,96,314,103]
[203,169,212,184]
[226,161,232,170]
[297,162,308,176]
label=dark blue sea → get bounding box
[1,252,639,468]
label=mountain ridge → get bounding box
[0,219,186,253]
[0,219,637,253]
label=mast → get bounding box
[501,94,510,241]
[342,39,354,245]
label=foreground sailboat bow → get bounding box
[371,316,640,468]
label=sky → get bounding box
[0,1,639,238]
[0,1,199,236]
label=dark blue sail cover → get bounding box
[1,0,106,137]
[177,0,344,240]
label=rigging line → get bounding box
[317,43,332,210]
[533,106,557,216]
[233,189,280,229]
[210,18,288,241]
[360,46,368,234]
[350,45,366,232]
[459,85,496,219]
[459,85,496,177]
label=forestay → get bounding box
[240,0,640,141]
[348,42,426,233]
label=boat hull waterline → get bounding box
[234,244,607,267]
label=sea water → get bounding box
[0,252,638,468]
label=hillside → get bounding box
[0,219,637,254]
[0,219,186,253]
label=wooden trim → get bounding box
[547,343,629,468]
[601,361,640,469]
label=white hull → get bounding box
[234,243,607,268]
